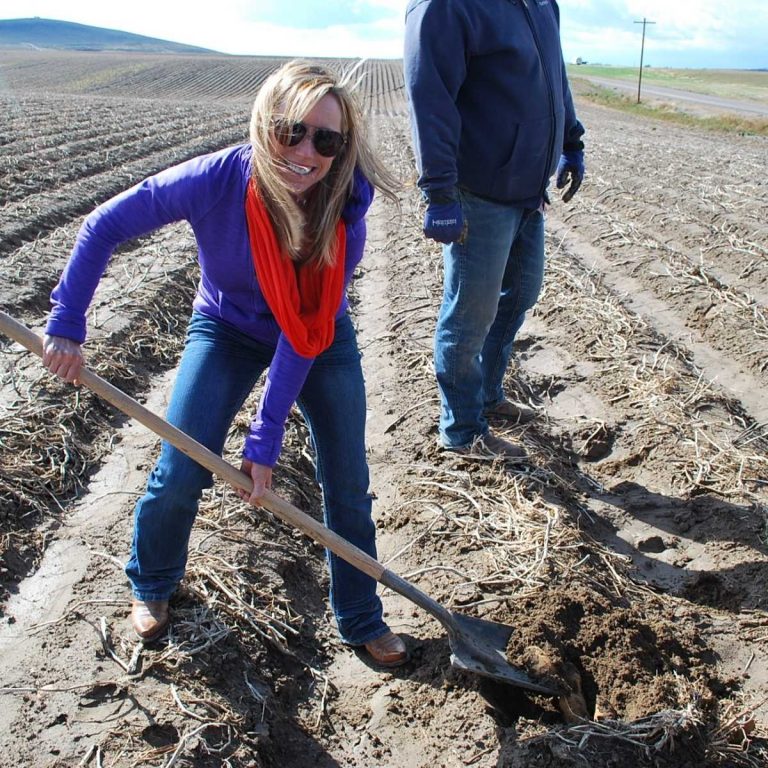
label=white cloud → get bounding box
[0,0,405,57]
[1,1,765,66]
[559,0,767,67]
[209,20,403,58]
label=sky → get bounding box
[0,0,766,69]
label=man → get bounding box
[404,0,585,458]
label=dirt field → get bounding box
[1,51,767,767]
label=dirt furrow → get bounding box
[0,123,247,257]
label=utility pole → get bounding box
[634,18,656,104]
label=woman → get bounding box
[42,60,407,667]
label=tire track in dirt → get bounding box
[546,213,768,425]
[562,102,768,387]
[0,371,175,744]
[314,171,485,767]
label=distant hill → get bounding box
[0,17,217,54]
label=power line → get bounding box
[634,18,656,104]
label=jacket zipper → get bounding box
[519,0,556,196]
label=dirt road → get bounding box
[577,74,768,116]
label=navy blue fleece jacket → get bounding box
[404,0,585,206]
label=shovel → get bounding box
[0,311,558,695]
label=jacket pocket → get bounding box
[490,116,552,201]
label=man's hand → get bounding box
[555,150,585,203]
[423,201,464,244]
[237,458,273,506]
[43,334,84,384]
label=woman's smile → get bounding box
[274,93,342,196]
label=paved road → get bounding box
[578,75,768,117]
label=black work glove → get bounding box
[555,149,585,203]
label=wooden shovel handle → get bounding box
[0,311,386,582]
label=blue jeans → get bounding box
[125,312,387,646]
[435,190,545,448]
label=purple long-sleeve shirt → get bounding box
[46,143,374,467]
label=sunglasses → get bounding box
[272,118,347,158]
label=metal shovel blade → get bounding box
[380,570,560,695]
[447,612,559,695]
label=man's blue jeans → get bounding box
[435,190,545,448]
[125,312,387,646]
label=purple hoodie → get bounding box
[46,143,374,467]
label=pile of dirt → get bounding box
[506,584,720,718]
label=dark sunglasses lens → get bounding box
[274,120,305,147]
[313,129,345,157]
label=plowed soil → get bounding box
[1,51,766,767]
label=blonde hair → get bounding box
[250,59,399,267]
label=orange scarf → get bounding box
[245,180,346,358]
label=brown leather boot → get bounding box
[438,430,527,459]
[131,599,170,642]
[364,631,408,667]
[484,397,537,424]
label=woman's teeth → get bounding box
[286,161,312,176]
